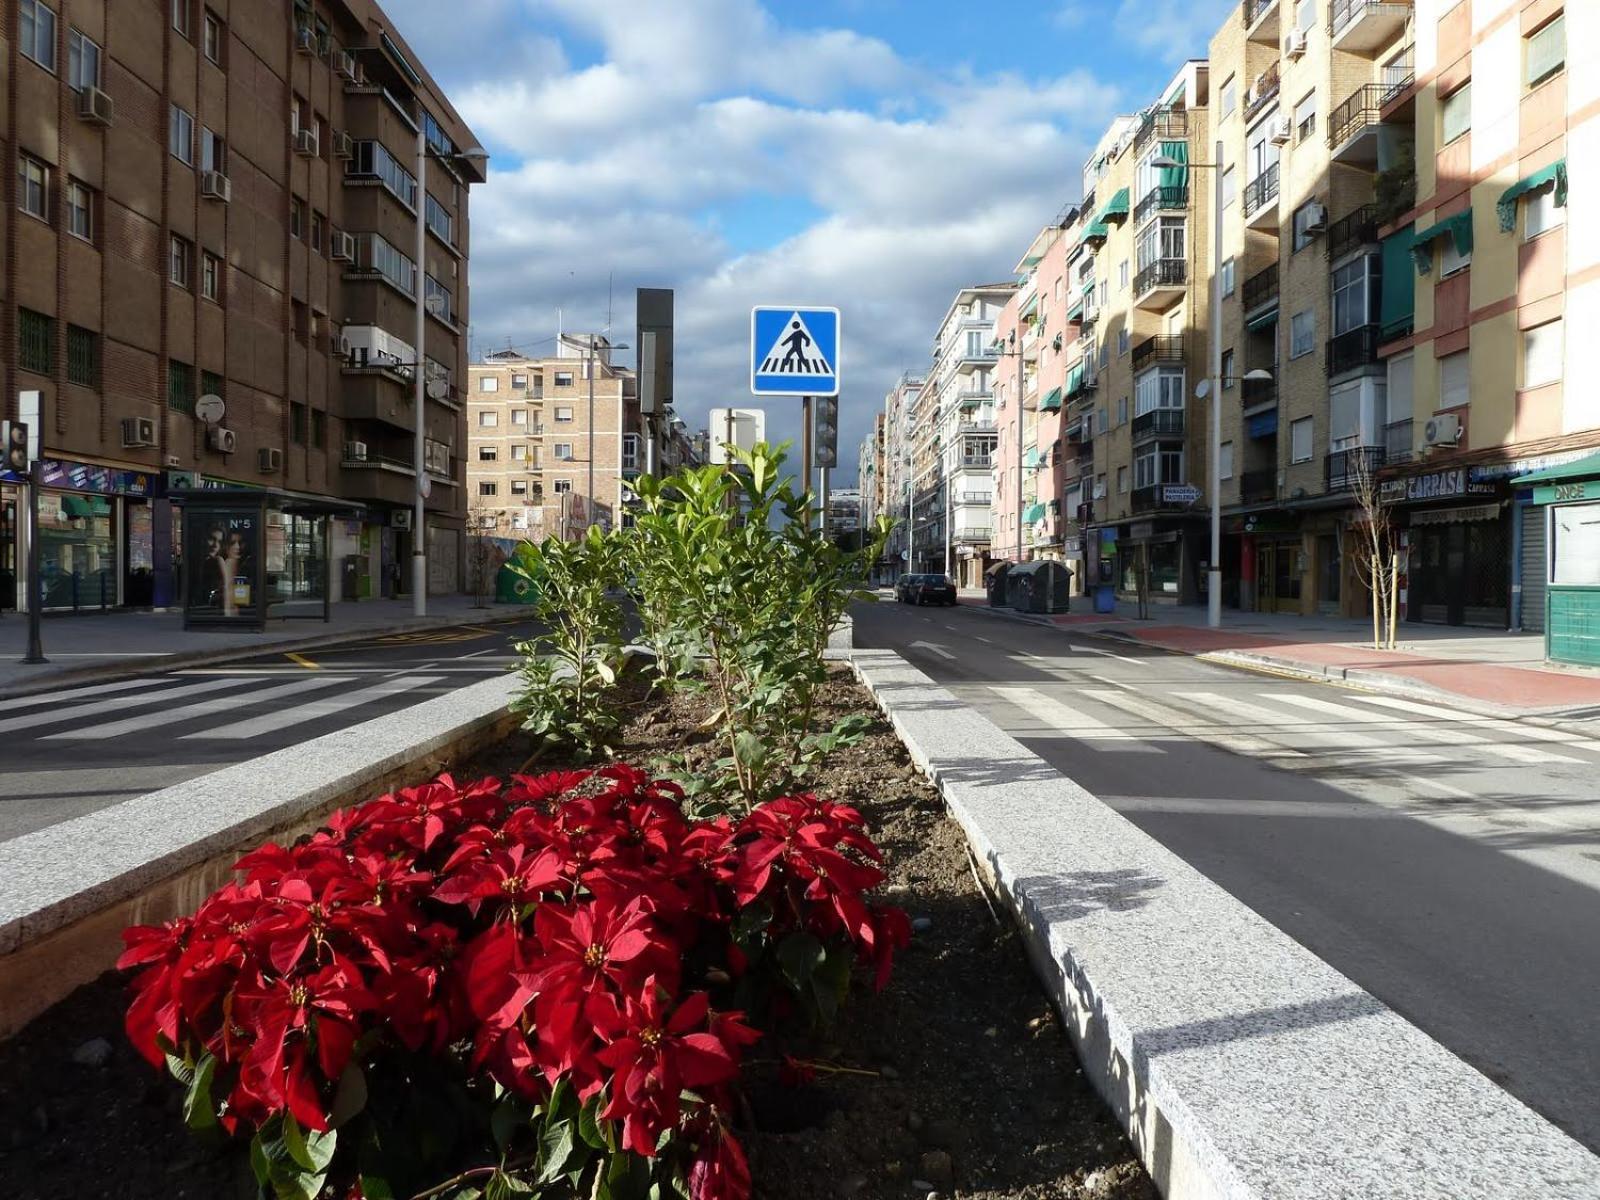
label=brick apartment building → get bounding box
[0,0,483,613]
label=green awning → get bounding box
[1519,452,1600,488]
[1023,448,1040,470]
[1245,307,1279,332]
[1040,387,1064,411]
[1023,502,1046,523]
[1158,140,1189,190]
[1380,225,1416,337]
[1084,221,1109,242]
[1497,160,1566,232]
[1097,187,1131,224]
[1066,297,1085,321]
[1019,295,1040,321]
[1066,362,1085,394]
[1021,254,1042,268]
[1411,209,1473,274]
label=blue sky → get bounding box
[380,0,1235,482]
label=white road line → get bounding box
[987,686,1164,751]
[182,675,445,739]
[0,676,262,735]
[0,677,164,713]
[1170,690,1449,762]
[1346,694,1599,748]
[1082,687,1309,761]
[1071,643,1151,666]
[1273,693,1586,765]
[44,676,354,740]
[974,635,993,644]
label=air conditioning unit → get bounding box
[1303,200,1329,233]
[331,330,351,359]
[258,447,282,473]
[200,171,231,202]
[76,85,115,126]
[345,440,369,461]
[335,50,360,82]
[120,416,156,448]
[294,128,318,157]
[1423,413,1462,447]
[207,426,237,454]
[1271,115,1293,145]
[165,453,183,468]
[1082,299,1099,323]
[294,25,316,54]
[332,130,354,159]
[329,230,356,262]
[1285,29,1308,58]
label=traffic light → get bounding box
[1,421,28,475]
[814,397,838,468]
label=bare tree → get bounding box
[465,495,499,607]
[1348,450,1401,650]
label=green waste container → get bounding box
[495,563,538,604]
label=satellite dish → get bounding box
[1192,379,1212,400]
[195,394,226,424]
[419,475,433,500]
[426,377,448,400]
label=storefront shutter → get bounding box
[1520,506,1546,633]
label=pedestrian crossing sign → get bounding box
[750,306,840,396]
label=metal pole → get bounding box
[1208,136,1224,628]
[819,466,830,541]
[21,467,45,663]
[1013,333,1023,562]
[412,127,427,616]
[800,395,814,499]
[587,337,596,531]
[906,454,914,572]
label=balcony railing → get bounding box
[956,419,998,434]
[1134,258,1187,297]
[1134,185,1190,226]
[1325,445,1386,492]
[1240,468,1277,503]
[1243,0,1278,27]
[1330,0,1413,51]
[1242,264,1279,312]
[1325,204,1378,262]
[1131,336,1185,373]
[1327,83,1387,152]
[1133,109,1189,154]
[1325,324,1381,376]
[1383,420,1413,464]
[1131,484,1186,514]
[954,527,992,543]
[959,491,993,504]
[1381,53,1415,107]
[1241,375,1277,409]
[1132,409,1185,441]
[1242,163,1280,218]
[1244,62,1282,123]
[961,455,992,469]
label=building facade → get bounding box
[878,371,923,577]
[1,0,483,611]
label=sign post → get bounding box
[750,306,840,499]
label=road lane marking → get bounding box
[1170,690,1448,762]
[44,676,354,740]
[986,686,1163,751]
[1345,694,1599,749]
[909,640,957,660]
[183,675,445,739]
[1272,693,1586,765]
[0,677,161,713]
[1070,642,1150,665]
[1081,687,1309,761]
[0,676,263,735]
[974,635,993,644]
[285,652,320,670]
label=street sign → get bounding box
[1163,484,1202,504]
[750,306,840,397]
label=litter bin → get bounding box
[495,563,538,604]
[1007,560,1073,614]
[1093,583,1116,614]
[986,561,1013,606]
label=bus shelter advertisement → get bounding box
[184,505,265,627]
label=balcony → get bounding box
[1132,408,1185,443]
[1133,108,1189,154]
[1131,484,1184,514]
[1134,185,1190,226]
[961,454,993,470]
[1240,468,1277,504]
[1243,0,1279,43]
[955,349,999,375]
[1325,445,1386,492]
[956,418,998,434]
[954,527,992,544]
[1325,204,1378,262]
[1329,0,1412,55]
[1065,369,1098,402]
[1325,324,1381,377]
[1241,374,1278,412]
[1131,336,1184,374]
[958,491,993,505]
[1242,264,1279,314]
[1328,83,1389,164]
[1243,163,1281,230]
[1380,52,1416,119]
[1372,165,1416,227]
[1243,62,1281,124]
[1383,419,1413,465]
[1134,258,1187,310]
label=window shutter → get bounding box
[1527,16,1565,87]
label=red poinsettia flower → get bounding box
[433,842,564,914]
[688,1118,752,1200]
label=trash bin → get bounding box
[495,563,538,604]
[1007,560,1073,614]
[986,561,1013,606]
[1093,583,1116,614]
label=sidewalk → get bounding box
[0,597,532,697]
[956,593,1600,718]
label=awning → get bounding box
[1245,307,1278,332]
[1084,221,1110,243]
[1158,140,1189,190]
[1517,451,1600,487]
[1021,254,1042,268]
[1247,410,1278,439]
[1066,297,1085,322]
[1380,225,1416,337]
[1019,295,1040,322]
[1411,209,1473,274]
[1066,362,1085,394]
[1040,387,1064,411]
[1022,502,1046,523]
[1497,160,1566,232]
[1097,187,1131,224]
[1023,447,1040,469]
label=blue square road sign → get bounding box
[750,306,840,397]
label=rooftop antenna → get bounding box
[604,270,614,338]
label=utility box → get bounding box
[986,561,1013,607]
[1007,560,1072,614]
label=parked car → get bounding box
[894,573,918,603]
[904,573,957,606]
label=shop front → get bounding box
[1519,453,1600,666]
[1388,466,1508,628]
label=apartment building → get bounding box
[878,371,924,574]
[466,336,640,541]
[0,0,483,612]
[857,410,884,536]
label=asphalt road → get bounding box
[853,596,1600,1152]
[0,617,542,844]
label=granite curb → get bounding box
[847,645,1600,1199]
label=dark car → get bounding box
[893,573,918,603]
[903,573,957,606]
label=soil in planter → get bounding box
[0,669,1153,1200]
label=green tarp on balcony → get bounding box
[1497,159,1566,232]
[1084,221,1110,242]
[1019,295,1040,321]
[1040,387,1064,411]
[1411,209,1473,274]
[1023,447,1040,469]
[1022,502,1046,523]
[1097,187,1130,223]
[1158,140,1188,190]
[1380,225,1416,338]
[1066,297,1085,322]
[1066,362,1085,394]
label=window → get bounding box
[290,196,304,240]
[365,234,416,296]
[1290,310,1315,358]
[479,482,498,497]
[290,402,307,445]
[554,372,574,387]
[1221,349,1236,389]
[19,309,53,374]
[1526,15,1565,89]
[1292,200,1321,251]
[312,409,325,448]
[1117,396,1128,425]
[511,409,528,426]
[66,325,97,387]
[478,445,498,462]
[511,480,528,495]
[1133,446,1185,489]
[1290,416,1313,463]
[1118,328,1130,356]
[169,235,192,288]
[201,370,223,404]
[1117,466,1128,494]
[1438,350,1469,409]
[478,409,499,425]
[1221,258,1236,298]
[554,443,574,460]
[168,360,194,413]
[1439,232,1471,277]
[1525,180,1565,239]
[201,127,226,174]
[172,0,190,37]
[1294,0,1314,31]
[1219,440,1235,481]
[512,374,528,390]
[1135,216,1185,270]
[425,194,454,245]
[18,154,49,221]
[1294,91,1316,142]
[1134,366,1185,415]
[170,105,195,164]
[480,377,500,393]
[1441,82,1471,145]
[290,299,309,343]
[1220,75,1237,118]
[554,479,573,495]
[1221,166,1236,209]
[511,444,528,461]
[347,141,418,210]
[202,252,221,301]
[1331,255,1377,334]
[20,0,56,71]
[68,28,100,91]
[554,405,574,421]
[1099,344,1109,371]
[425,276,453,324]
[1119,260,1129,289]
[1523,320,1563,389]
[65,179,92,241]
[203,10,224,64]
[310,211,324,255]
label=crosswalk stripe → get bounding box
[1169,691,1449,761]
[0,677,165,714]
[1081,688,1310,761]
[1345,694,1600,749]
[0,676,265,736]
[987,686,1163,752]
[180,675,445,739]
[1272,693,1586,765]
[43,676,354,740]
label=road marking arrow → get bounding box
[909,640,957,660]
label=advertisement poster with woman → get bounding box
[184,507,263,625]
